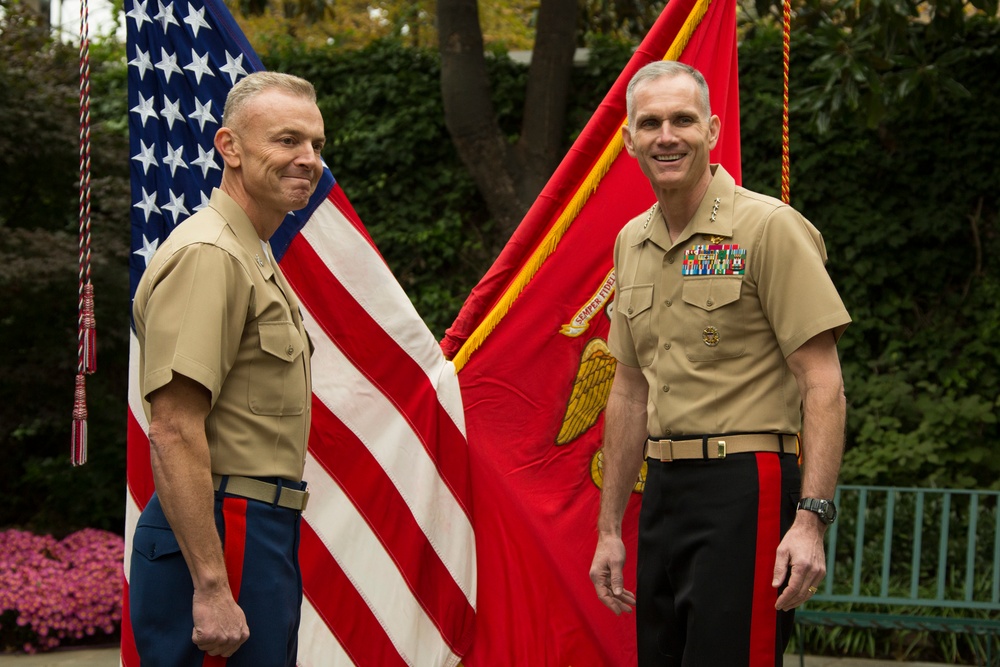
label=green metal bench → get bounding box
[796,485,1000,666]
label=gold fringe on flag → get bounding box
[452,0,714,373]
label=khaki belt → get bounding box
[212,474,309,511]
[645,433,797,462]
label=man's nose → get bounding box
[656,121,677,142]
[295,144,321,169]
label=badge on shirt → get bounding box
[682,244,747,276]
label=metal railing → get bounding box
[815,486,1000,610]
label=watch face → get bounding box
[800,498,837,524]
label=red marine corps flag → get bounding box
[122,0,474,664]
[442,0,742,663]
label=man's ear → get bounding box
[708,115,721,150]
[215,127,241,168]
[621,124,636,157]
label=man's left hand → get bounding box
[772,513,826,610]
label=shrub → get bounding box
[0,528,123,653]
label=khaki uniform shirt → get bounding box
[133,189,312,481]
[608,165,851,438]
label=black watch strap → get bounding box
[797,497,837,524]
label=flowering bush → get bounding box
[0,528,123,654]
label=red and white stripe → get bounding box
[124,184,476,667]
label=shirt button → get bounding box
[665,299,672,307]
[662,384,670,393]
[667,256,675,264]
[706,299,714,307]
[663,342,671,350]
[664,428,672,437]
[286,345,295,356]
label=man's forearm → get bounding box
[786,331,847,510]
[147,374,229,593]
[597,366,649,536]
[799,381,846,501]
[150,424,230,592]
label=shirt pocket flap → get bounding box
[132,524,182,562]
[620,284,654,320]
[681,277,742,312]
[259,321,304,362]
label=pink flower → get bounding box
[0,529,124,653]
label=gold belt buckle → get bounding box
[717,439,727,459]
[661,440,673,462]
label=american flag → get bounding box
[122,0,476,664]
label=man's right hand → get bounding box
[192,587,250,657]
[589,534,636,614]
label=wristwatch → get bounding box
[797,498,837,525]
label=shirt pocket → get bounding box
[249,320,308,416]
[680,276,746,361]
[619,283,656,367]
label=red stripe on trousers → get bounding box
[203,497,248,667]
[750,453,781,666]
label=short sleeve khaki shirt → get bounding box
[133,189,312,481]
[608,165,851,438]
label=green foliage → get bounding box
[0,0,131,534]
[0,0,79,233]
[739,19,1000,490]
[753,0,993,134]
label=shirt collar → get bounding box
[634,164,737,251]
[208,188,274,280]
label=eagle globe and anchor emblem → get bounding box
[555,335,646,494]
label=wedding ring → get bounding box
[808,586,818,594]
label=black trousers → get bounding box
[637,452,800,666]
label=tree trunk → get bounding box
[514,0,578,205]
[438,0,578,248]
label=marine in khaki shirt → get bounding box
[128,72,325,665]
[133,188,312,482]
[608,164,850,439]
[589,61,851,667]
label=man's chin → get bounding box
[284,190,316,212]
